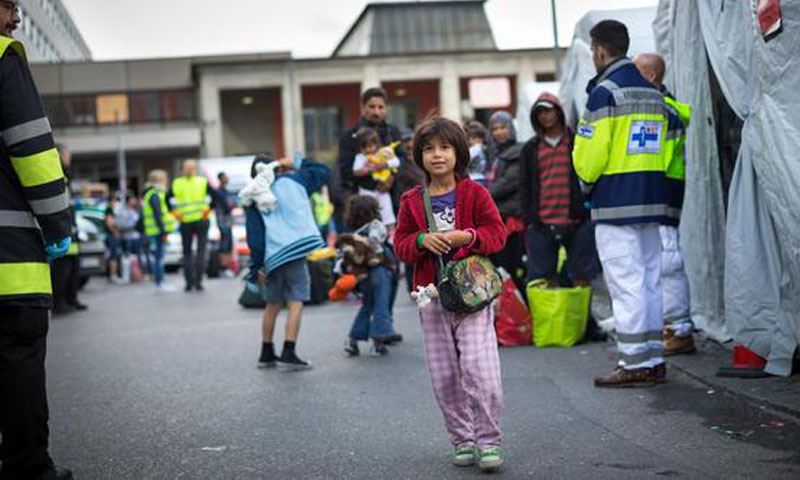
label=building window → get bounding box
[161,90,195,121]
[62,96,95,126]
[95,94,129,125]
[303,106,343,163]
[130,92,162,123]
[536,72,557,82]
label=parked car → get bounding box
[75,213,106,287]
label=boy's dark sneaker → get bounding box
[387,333,404,344]
[344,339,360,357]
[258,344,278,368]
[369,340,389,357]
[278,350,313,371]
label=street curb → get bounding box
[668,357,800,421]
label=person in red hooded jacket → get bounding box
[519,92,599,289]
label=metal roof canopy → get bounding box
[332,0,497,58]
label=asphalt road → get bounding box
[43,276,800,479]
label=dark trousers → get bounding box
[51,255,80,310]
[526,221,599,284]
[180,220,209,288]
[0,306,54,480]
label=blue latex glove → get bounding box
[46,237,71,263]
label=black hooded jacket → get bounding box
[519,94,589,227]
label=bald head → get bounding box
[183,159,198,177]
[634,53,666,88]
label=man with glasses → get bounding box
[0,1,74,478]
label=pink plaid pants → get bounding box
[419,300,503,447]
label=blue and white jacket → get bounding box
[246,159,329,274]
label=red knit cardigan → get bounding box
[394,179,508,289]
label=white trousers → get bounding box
[596,223,664,369]
[659,225,692,337]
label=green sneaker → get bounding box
[479,446,504,472]
[451,443,477,467]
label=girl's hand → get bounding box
[443,230,474,248]
[421,232,452,256]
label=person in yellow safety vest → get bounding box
[634,53,696,357]
[142,169,179,292]
[50,143,88,314]
[168,159,217,292]
[573,20,676,388]
[0,2,74,479]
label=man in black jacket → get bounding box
[335,87,404,205]
[519,93,598,288]
[0,2,73,478]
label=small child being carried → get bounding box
[352,127,401,227]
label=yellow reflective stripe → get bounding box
[574,117,611,183]
[67,242,80,255]
[11,148,64,187]
[0,37,27,61]
[0,263,51,296]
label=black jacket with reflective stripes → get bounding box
[0,38,71,307]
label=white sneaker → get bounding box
[156,283,177,293]
[222,269,235,278]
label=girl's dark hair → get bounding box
[355,127,380,150]
[344,195,381,230]
[413,116,470,182]
[465,120,487,140]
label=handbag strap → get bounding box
[421,188,446,272]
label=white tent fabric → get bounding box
[656,0,800,376]
[653,0,729,342]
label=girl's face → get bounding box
[491,122,510,144]
[422,136,457,180]
[467,135,483,147]
[363,142,379,155]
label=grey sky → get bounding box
[61,0,656,61]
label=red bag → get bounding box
[495,278,532,346]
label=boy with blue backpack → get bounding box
[242,155,330,371]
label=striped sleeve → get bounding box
[0,50,71,243]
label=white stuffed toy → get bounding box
[411,284,439,308]
[238,161,280,213]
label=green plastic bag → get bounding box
[527,283,591,347]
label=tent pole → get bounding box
[550,0,561,80]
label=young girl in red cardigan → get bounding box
[394,116,508,472]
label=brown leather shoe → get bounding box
[594,367,657,388]
[650,363,667,383]
[663,330,696,356]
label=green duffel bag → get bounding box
[238,284,266,309]
[527,282,591,347]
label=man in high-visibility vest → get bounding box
[51,143,88,314]
[0,2,74,479]
[169,159,216,292]
[142,169,179,292]
[634,53,695,356]
[573,20,673,388]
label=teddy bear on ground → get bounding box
[411,284,439,308]
[238,161,280,213]
[337,233,384,281]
